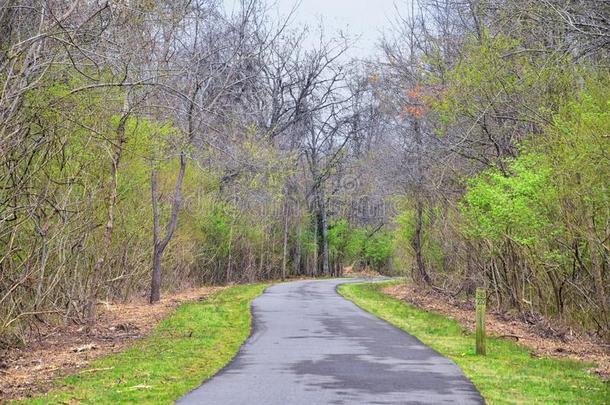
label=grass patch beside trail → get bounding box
[18,284,267,405]
[338,281,609,404]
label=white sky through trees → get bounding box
[222,0,400,58]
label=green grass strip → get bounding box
[338,281,609,405]
[17,284,267,405]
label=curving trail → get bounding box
[178,279,484,405]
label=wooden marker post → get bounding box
[475,288,486,355]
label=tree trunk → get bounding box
[150,152,187,304]
[587,215,608,325]
[318,188,330,275]
[87,99,129,324]
[151,243,162,303]
[226,224,234,283]
[294,224,302,275]
[413,200,431,285]
[312,217,318,276]
[258,229,265,279]
[411,117,430,286]
[150,168,162,303]
[281,195,289,281]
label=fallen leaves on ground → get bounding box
[343,266,382,278]
[0,286,222,400]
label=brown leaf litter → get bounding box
[343,265,382,279]
[383,283,610,380]
[0,286,222,401]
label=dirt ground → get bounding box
[383,283,610,380]
[0,286,222,401]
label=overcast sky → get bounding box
[223,0,402,59]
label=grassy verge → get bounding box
[16,284,267,405]
[338,281,609,404]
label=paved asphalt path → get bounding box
[178,279,484,405]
